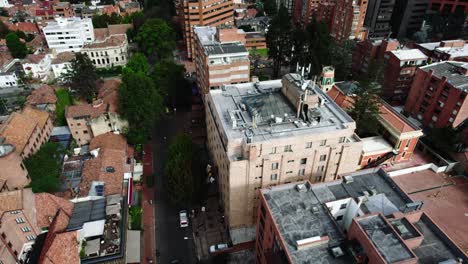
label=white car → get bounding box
[179,210,188,228]
[209,243,228,253]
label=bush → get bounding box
[129,206,142,230]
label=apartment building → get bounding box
[0,72,18,88]
[415,39,468,62]
[292,0,319,26]
[179,0,234,59]
[43,17,95,53]
[317,0,336,27]
[53,2,75,17]
[352,38,399,74]
[382,49,428,103]
[391,0,429,38]
[255,170,467,264]
[404,61,468,128]
[429,0,468,13]
[205,73,363,232]
[330,0,368,41]
[0,142,29,192]
[245,32,267,50]
[81,24,132,69]
[65,100,108,146]
[364,0,395,39]
[193,26,250,95]
[0,107,53,158]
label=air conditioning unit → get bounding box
[343,175,354,184]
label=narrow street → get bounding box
[151,109,197,264]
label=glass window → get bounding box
[320,140,326,146]
[306,142,312,148]
[300,158,307,165]
[284,145,292,152]
[320,155,327,161]
[270,173,278,181]
[271,163,279,170]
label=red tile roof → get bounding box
[26,84,57,106]
[24,54,46,64]
[0,112,38,155]
[379,103,417,133]
[35,193,73,229]
[65,102,108,119]
[7,22,39,34]
[98,78,121,113]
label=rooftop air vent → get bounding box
[330,246,345,258]
[105,167,115,173]
[343,175,354,184]
[296,183,307,193]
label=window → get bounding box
[405,140,410,148]
[287,160,294,163]
[284,145,292,152]
[340,203,347,209]
[16,217,25,223]
[21,227,31,232]
[9,210,20,214]
[402,152,406,158]
[315,175,323,182]
[270,147,277,154]
[270,173,278,181]
[83,130,88,134]
[299,168,305,175]
[319,155,327,161]
[336,215,343,221]
[300,158,307,165]
[339,137,346,143]
[317,165,325,172]
[286,171,293,174]
[271,163,279,170]
[26,235,35,241]
[7,242,12,248]
[1,232,5,239]
[320,140,326,146]
[306,142,312,148]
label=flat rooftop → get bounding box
[361,136,393,155]
[417,40,467,58]
[391,49,427,61]
[392,170,468,254]
[357,215,415,263]
[419,61,468,92]
[209,74,356,144]
[194,26,248,56]
[262,182,351,264]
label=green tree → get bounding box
[303,18,333,75]
[426,126,460,154]
[330,40,355,81]
[126,53,150,75]
[262,0,277,17]
[267,5,293,78]
[118,69,164,144]
[63,53,98,102]
[92,13,122,28]
[153,59,191,106]
[164,134,199,206]
[347,81,382,137]
[24,142,65,193]
[135,18,175,59]
[6,32,27,58]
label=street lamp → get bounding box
[183,237,193,240]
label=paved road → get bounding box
[152,109,197,264]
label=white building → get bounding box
[51,52,75,80]
[0,72,18,88]
[43,17,95,53]
[22,54,53,81]
[0,0,12,8]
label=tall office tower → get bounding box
[364,0,395,39]
[193,26,250,95]
[330,0,369,41]
[43,17,95,53]
[391,0,429,38]
[180,0,234,59]
[205,73,362,236]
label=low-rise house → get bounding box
[89,112,128,137]
[25,84,58,112]
[22,54,52,81]
[0,106,53,158]
[51,52,74,80]
[0,72,18,89]
[81,24,132,69]
[0,141,30,192]
[65,100,108,146]
[7,22,40,35]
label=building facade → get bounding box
[81,34,128,69]
[429,0,468,13]
[193,26,250,95]
[0,72,18,88]
[22,54,53,81]
[391,0,429,39]
[364,0,395,39]
[65,100,107,146]
[179,0,234,59]
[43,17,95,53]
[352,39,399,74]
[205,73,363,231]
[404,61,468,129]
[292,0,319,26]
[382,49,428,103]
[317,0,336,27]
[330,0,368,41]
[0,143,30,192]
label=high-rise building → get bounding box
[352,39,399,74]
[205,73,363,234]
[317,0,336,28]
[193,26,250,95]
[364,0,395,39]
[391,0,429,39]
[179,0,234,59]
[330,0,368,41]
[382,49,428,103]
[404,61,468,128]
[43,17,95,53]
[292,0,320,26]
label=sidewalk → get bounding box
[142,143,156,264]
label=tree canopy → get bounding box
[426,126,460,154]
[24,142,65,193]
[135,18,175,59]
[126,52,150,75]
[348,81,382,137]
[6,32,27,58]
[92,13,122,28]
[63,53,98,102]
[262,0,277,17]
[153,59,191,106]
[164,134,200,206]
[267,5,293,78]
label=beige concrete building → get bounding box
[89,112,129,137]
[0,107,53,158]
[193,26,250,95]
[0,143,29,192]
[179,0,234,59]
[205,73,363,235]
[65,100,108,146]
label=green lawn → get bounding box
[55,89,72,126]
[250,48,269,58]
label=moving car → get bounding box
[209,243,228,253]
[179,210,188,228]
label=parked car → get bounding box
[209,243,228,253]
[179,210,188,228]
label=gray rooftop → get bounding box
[67,198,106,230]
[420,61,468,92]
[262,182,351,264]
[209,74,356,143]
[204,42,248,56]
[357,215,415,263]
